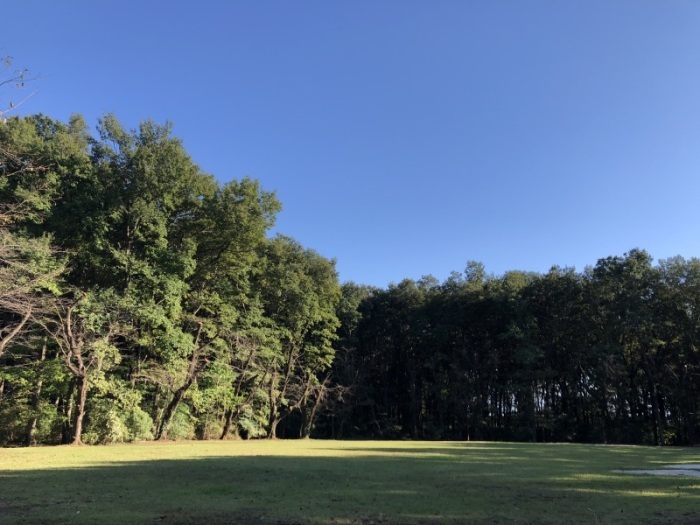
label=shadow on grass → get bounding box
[2,446,699,525]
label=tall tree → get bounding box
[256,236,341,438]
[590,249,663,444]
[36,290,121,445]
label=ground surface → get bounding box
[1,440,698,524]
[615,463,700,477]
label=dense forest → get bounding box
[1,112,699,447]
[331,257,700,446]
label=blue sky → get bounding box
[4,1,700,287]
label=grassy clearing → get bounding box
[1,440,698,524]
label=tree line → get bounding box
[0,114,340,445]
[329,256,700,446]
[1,112,699,446]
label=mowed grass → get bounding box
[1,440,699,524]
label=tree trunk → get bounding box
[267,370,280,438]
[220,343,259,440]
[648,379,663,446]
[220,405,246,440]
[155,379,193,440]
[156,325,208,440]
[61,380,75,444]
[300,409,311,439]
[25,340,47,446]
[72,374,88,445]
[268,417,280,439]
[220,408,235,440]
[300,381,328,439]
[0,308,31,358]
[646,371,663,446]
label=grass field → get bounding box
[1,440,698,524]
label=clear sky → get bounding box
[4,1,700,287]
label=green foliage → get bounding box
[81,399,130,445]
[82,398,153,444]
[255,236,341,437]
[0,401,31,443]
[4,106,700,448]
[324,250,700,445]
[166,403,196,440]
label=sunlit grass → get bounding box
[1,440,698,524]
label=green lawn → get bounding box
[1,440,698,524]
